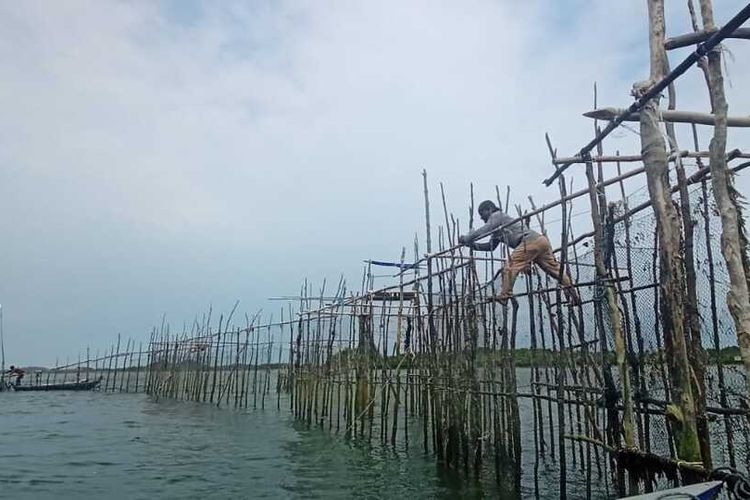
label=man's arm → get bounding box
[461,221,493,243]
[459,215,502,246]
[471,239,499,252]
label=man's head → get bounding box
[478,200,498,222]
[9,365,14,370]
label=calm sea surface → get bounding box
[0,391,536,499]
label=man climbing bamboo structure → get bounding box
[458,200,580,305]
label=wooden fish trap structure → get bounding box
[143,308,284,410]
[269,2,750,496]
[48,1,750,498]
[20,334,149,393]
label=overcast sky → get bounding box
[1,0,748,365]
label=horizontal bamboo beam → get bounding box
[665,27,750,50]
[477,276,630,304]
[431,255,505,262]
[553,148,749,165]
[584,107,750,127]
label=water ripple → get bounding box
[0,390,544,499]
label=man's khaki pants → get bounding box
[499,235,578,303]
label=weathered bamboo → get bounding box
[641,0,700,463]
[664,27,750,49]
[120,338,130,393]
[585,152,636,466]
[698,0,750,394]
[105,339,115,391]
[553,149,749,165]
[135,342,142,393]
[615,157,650,459]
[662,44,712,467]
[583,108,750,127]
[694,124,737,468]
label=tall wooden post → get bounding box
[641,0,700,463]
[698,0,750,394]
[658,16,711,467]
[355,313,373,423]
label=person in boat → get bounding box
[6,365,25,387]
[458,200,580,305]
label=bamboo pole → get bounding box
[641,0,700,463]
[135,342,142,393]
[615,157,650,459]
[583,108,750,127]
[698,0,750,395]
[660,34,712,467]
[664,27,750,49]
[120,338,131,393]
[693,123,737,468]
[553,149,749,165]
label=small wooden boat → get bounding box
[622,480,724,500]
[11,377,102,392]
